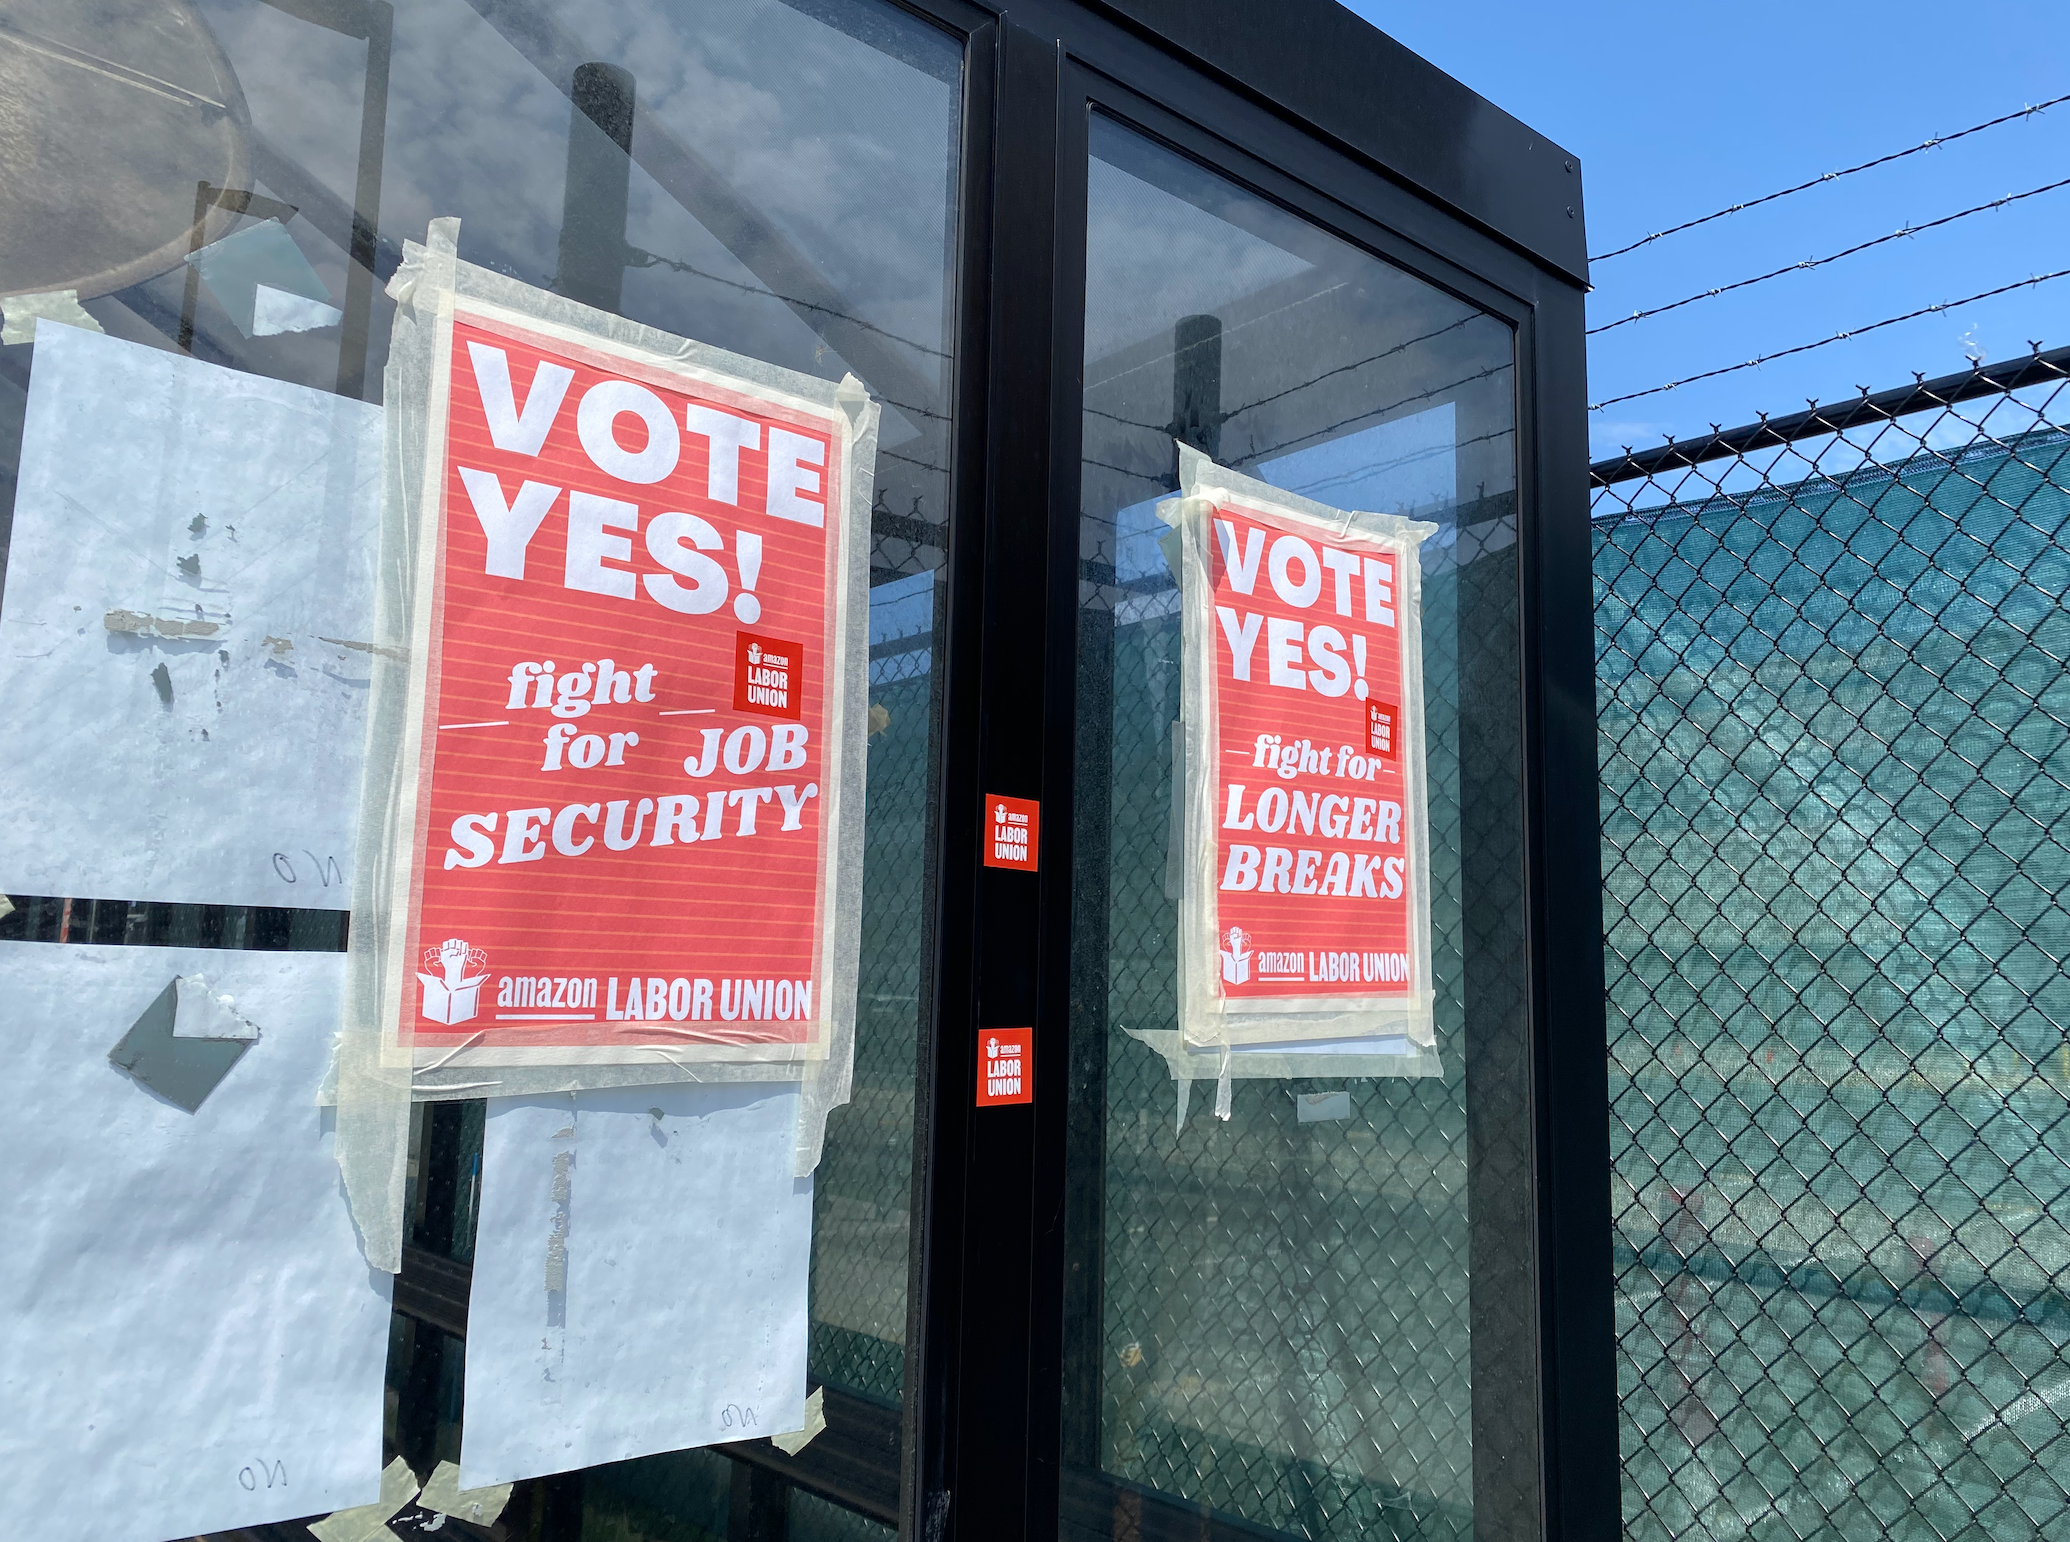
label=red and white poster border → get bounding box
[354,222,874,1091]
[1167,445,1437,1051]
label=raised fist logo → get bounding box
[748,643,762,664]
[417,936,490,1024]
[1218,926,1252,986]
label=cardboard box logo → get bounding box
[417,937,490,1025]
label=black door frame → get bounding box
[731,3,1612,1538]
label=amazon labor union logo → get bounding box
[1218,925,1252,985]
[417,937,490,1024]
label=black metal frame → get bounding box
[819,2,1612,1539]
[15,0,1604,1534]
[1587,344,2070,487]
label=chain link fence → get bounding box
[800,514,948,1406]
[1592,349,2070,1542]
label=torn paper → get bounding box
[1295,1088,1352,1123]
[172,972,262,1039]
[0,324,380,909]
[1,288,103,345]
[0,941,391,1542]
[185,220,341,337]
[417,1460,513,1526]
[459,1083,810,1487]
[106,973,261,1112]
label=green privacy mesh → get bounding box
[1594,366,2070,1542]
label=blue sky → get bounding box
[1342,2,2070,460]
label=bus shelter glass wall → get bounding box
[0,0,957,1536]
[1065,118,1536,1542]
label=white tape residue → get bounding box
[172,975,261,1041]
[1296,1089,1352,1123]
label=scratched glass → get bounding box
[1062,116,1537,1541]
[0,0,953,1536]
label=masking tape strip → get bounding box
[336,218,459,1274]
[1,289,104,345]
[418,1459,514,1525]
[1127,1027,1442,1133]
[1163,442,1440,1051]
[794,372,876,1177]
[770,1385,827,1456]
[339,217,871,1277]
[308,1456,418,1542]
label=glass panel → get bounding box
[1065,118,1530,1541]
[0,0,957,1535]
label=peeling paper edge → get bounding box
[1163,444,1440,1054]
[172,973,261,1040]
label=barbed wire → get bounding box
[1083,315,1488,438]
[1588,269,2070,412]
[627,243,950,361]
[1239,360,1512,465]
[1589,177,2070,336]
[1589,93,2070,264]
[1081,362,1514,489]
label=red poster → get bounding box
[1171,450,1434,1048]
[378,298,871,1068]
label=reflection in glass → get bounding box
[1068,118,1529,1540]
[0,0,958,1533]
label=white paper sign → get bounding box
[0,325,380,908]
[0,941,391,1542]
[461,1083,811,1487]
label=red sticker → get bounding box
[982,794,1039,871]
[976,1027,1033,1106]
[1365,700,1399,760]
[733,631,805,719]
